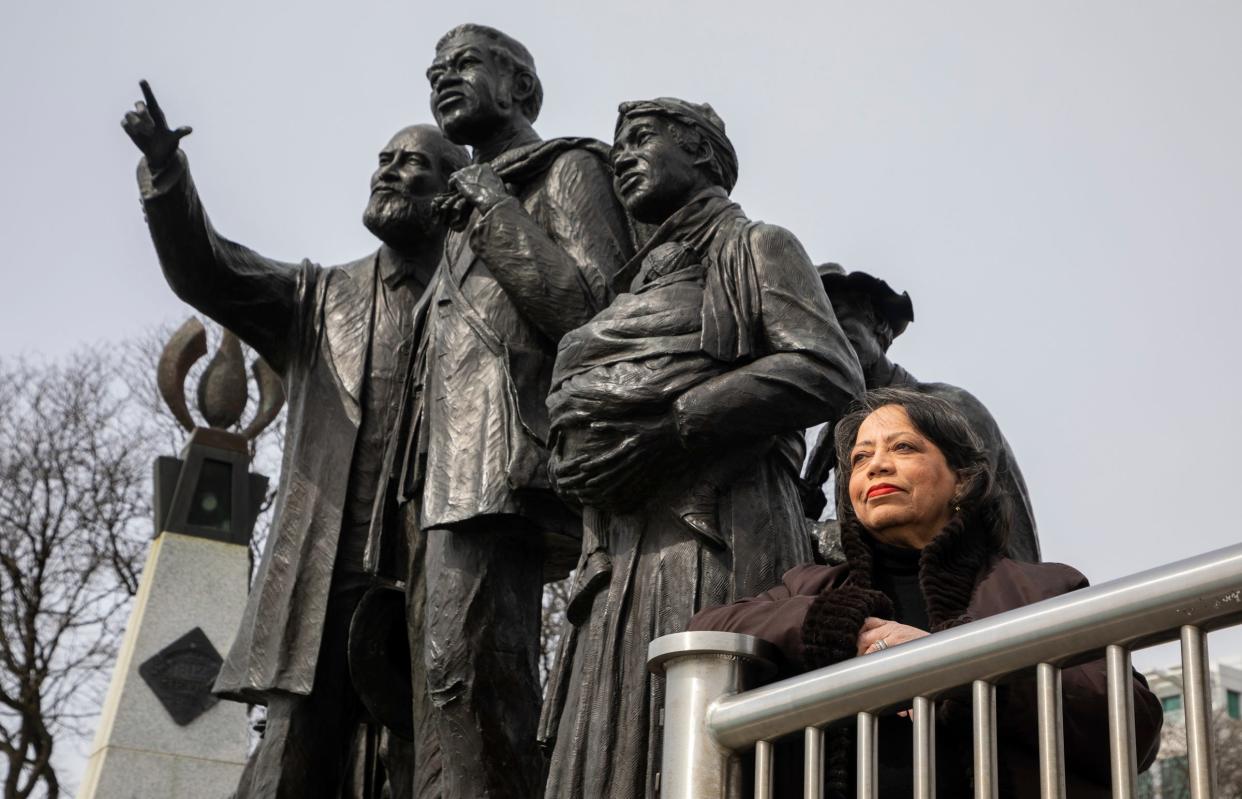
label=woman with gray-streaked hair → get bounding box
[691,387,1163,797]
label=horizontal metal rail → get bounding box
[695,542,1242,750]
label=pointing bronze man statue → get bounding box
[122,81,468,798]
[382,24,633,799]
[803,266,1041,563]
[539,97,864,798]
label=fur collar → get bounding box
[838,514,999,631]
[808,515,1003,798]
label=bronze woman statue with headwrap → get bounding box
[538,98,865,798]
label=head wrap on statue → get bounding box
[616,97,740,193]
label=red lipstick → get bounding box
[866,484,900,499]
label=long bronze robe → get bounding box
[138,152,408,701]
[540,189,864,798]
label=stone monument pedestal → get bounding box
[77,531,251,798]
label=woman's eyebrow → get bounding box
[854,431,918,451]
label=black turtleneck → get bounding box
[861,531,933,798]
[863,532,930,632]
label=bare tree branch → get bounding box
[540,577,571,694]
[0,325,285,798]
[1146,704,1242,798]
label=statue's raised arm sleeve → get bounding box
[671,224,864,448]
[138,151,310,374]
[468,150,632,340]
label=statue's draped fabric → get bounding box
[138,152,415,703]
[540,189,864,799]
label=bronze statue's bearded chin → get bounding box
[363,189,439,249]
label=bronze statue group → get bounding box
[123,22,1161,799]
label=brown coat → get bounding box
[690,521,1162,797]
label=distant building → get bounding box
[1140,658,1242,798]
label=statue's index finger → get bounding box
[139,80,166,124]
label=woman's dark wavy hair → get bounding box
[833,387,1011,551]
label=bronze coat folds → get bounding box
[139,152,407,702]
[541,187,865,799]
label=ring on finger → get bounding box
[873,638,889,652]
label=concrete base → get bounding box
[78,746,248,799]
[78,532,250,799]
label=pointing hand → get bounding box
[122,80,193,169]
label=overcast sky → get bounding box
[3,0,1240,786]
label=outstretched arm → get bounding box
[123,81,307,373]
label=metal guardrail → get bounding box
[648,542,1242,799]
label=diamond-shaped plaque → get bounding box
[138,627,223,726]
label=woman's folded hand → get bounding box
[856,616,928,657]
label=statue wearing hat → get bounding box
[537,98,865,798]
[804,265,1041,563]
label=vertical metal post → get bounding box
[1036,663,1066,799]
[647,632,778,799]
[1180,625,1217,799]
[754,739,774,799]
[856,712,878,799]
[913,696,936,799]
[804,726,824,799]
[972,680,998,799]
[1106,644,1137,799]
